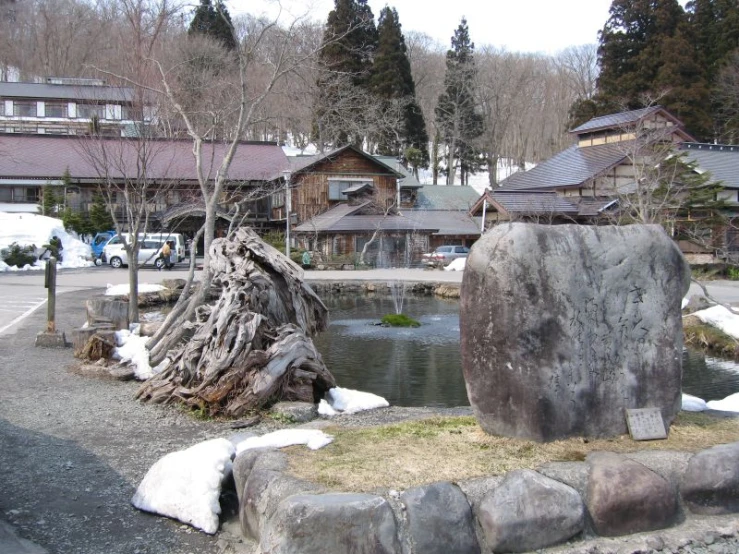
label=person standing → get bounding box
[158,241,171,271]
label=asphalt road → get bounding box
[0,263,738,336]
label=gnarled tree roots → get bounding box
[136,228,335,417]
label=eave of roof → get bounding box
[497,142,629,192]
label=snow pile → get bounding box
[318,386,389,417]
[113,328,154,380]
[445,257,467,272]
[0,212,92,270]
[132,438,235,534]
[682,393,708,412]
[707,392,739,412]
[105,283,166,297]
[692,305,739,340]
[234,429,333,455]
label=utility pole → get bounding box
[35,257,67,347]
[283,170,292,258]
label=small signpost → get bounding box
[625,408,668,441]
[35,257,67,348]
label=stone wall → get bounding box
[234,442,739,554]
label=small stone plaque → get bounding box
[625,408,667,441]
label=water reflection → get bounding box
[313,294,739,407]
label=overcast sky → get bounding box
[229,0,612,54]
[230,0,692,54]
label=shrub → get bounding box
[1,242,37,267]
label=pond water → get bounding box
[313,294,739,408]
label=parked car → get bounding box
[90,230,115,264]
[103,232,186,266]
[422,245,470,267]
[104,239,167,269]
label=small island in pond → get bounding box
[381,314,421,327]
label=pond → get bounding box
[313,293,739,408]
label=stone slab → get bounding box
[625,408,668,441]
[34,331,67,348]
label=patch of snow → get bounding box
[113,328,153,380]
[444,257,466,272]
[105,283,166,297]
[0,212,92,270]
[317,398,338,416]
[323,386,389,415]
[681,393,707,412]
[692,305,739,340]
[234,429,333,455]
[681,297,689,310]
[131,438,235,534]
[706,392,739,412]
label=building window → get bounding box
[328,179,372,201]
[77,104,105,119]
[10,186,40,202]
[0,187,10,202]
[45,103,67,118]
[0,101,4,116]
[13,101,37,117]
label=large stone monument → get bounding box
[460,223,690,442]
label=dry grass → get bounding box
[287,413,739,492]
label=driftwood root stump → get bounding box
[136,228,336,416]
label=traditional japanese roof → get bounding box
[681,143,739,190]
[342,183,374,194]
[570,106,664,135]
[497,143,629,192]
[403,210,481,236]
[294,202,439,234]
[287,145,404,178]
[0,134,289,183]
[413,185,481,210]
[0,81,135,103]
[470,190,615,218]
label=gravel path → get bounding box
[0,289,258,554]
[1,288,738,554]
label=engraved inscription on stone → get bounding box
[625,408,667,441]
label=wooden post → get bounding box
[45,256,57,333]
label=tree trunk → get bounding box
[137,227,336,417]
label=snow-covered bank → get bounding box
[0,212,92,271]
[692,305,739,340]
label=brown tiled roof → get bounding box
[497,143,629,191]
[288,145,403,177]
[0,134,289,182]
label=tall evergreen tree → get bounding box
[687,0,739,140]
[313,0,378,148]
[370,7,428,168]
[435,18,483,185]
[188,0,237,51]
[596,0,711,140]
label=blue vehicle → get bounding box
[91,231,116,263]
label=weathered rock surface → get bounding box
[587,452,677,536]
[237,451,322,541]
[682,442,739,515]
[270,401,317,423]
[260,493,400,554]
[460,223,689,441]
[400,481,479,554]
[478,469,584,552]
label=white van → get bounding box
[103,232,185,269]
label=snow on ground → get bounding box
[0,212,92,271]
[113,328,154,380]
[318,386,389,416]
[234,429,333,455]
[132,438,235,534]
[105,283,166,297]
[706,392,739,412]
[682,393,708,412]
[445,257,467,272]
[692,305,739,340]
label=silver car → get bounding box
[422,245,470,267]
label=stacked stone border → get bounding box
[232,442,739,554]
[306,280,460,299]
